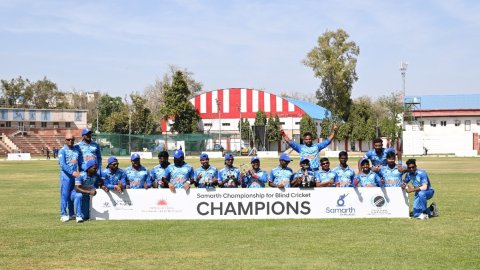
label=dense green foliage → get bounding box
[304,29,359,121]
[300,114,318,139]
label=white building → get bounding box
[403,94,480,156]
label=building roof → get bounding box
[285,98,329,120]
[407,94,480,110]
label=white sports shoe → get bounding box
[76,217,84,223]
[415,213,429,220]
[60,216,70,222]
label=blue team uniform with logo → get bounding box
[194,165,218,188]
[315,169,337,186]
[76,140,102,173]
[404,169,434,217]
[332,165,355,187]
[362,148,396,167]
[218,167,241,188]
[354,171,381,187]
[101,168,127,190]
[125,165,151,189]
[288,139,332,171]
[58,145,83,218]
[71,171,100,220]
[242,169,268,188]
[379,165,406,187]
[293,168,316,185]
[151,163,170,188]
[164,163,194,189]
[269,166,294,188]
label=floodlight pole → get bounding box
[216,99,221,146]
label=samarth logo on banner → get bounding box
[325,193,356,216]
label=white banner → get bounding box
[90,188,409,220]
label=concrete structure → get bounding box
[0,108,88,156]
[167,88,331,152]
[403,94,480,156]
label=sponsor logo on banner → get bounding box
[325,193,356,216]
[368,194,392,216]
[101,199,133,210]
[146,197,182,213]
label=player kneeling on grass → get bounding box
[315,157,337,187]
[268,153,294,188]
[241,156,268,188]
[125,153,152,189]
[291,158,316,188]
[195,153,219,188]
[101,156,126,192]
[71,160,103,223]
[163,149,195,192]
[218,153,242,188]
[352,159,382,187]
[403,159,439,220]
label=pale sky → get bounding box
[0,0,479,99]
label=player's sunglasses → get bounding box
[407,166,416,169]
[321,162,330,165]
[65,138,75,141]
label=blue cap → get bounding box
[279,153,291,162]
[106,156,118,168]
[131,153,141,160]
[81,128,92,136]
[199,153,209,160]
[173,149,184,159]
[86,159,97,171]
[250,156,260,163]
[300,157,310,164]
[360,158,370,165]
[225,153,234,160]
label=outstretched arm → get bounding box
[280,130,291,144]
[327,123,338,141]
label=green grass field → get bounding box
[0,157,479,269]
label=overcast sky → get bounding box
[1,0,479,99]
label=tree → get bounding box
[98,95,125,132]
[347,97,376,150]
[300,114,318,140]
[1,76,31,107]
[238,117,251,141]
[266,114,282,150]
[29,77,63,108]
[376,91,404,146]
[160,71,200,134]
[130,95,158,134]
[303,29,359,121]
[143,65,203,128]
[254,110,267,126]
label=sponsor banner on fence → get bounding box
[91,188,410,220]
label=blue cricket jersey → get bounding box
[101,168,127,190]
[164,163,195,189]
[76,140,102,171]
[404,169,432,190]
[58,145,83,176]
[242,169,268,188]
[315,169,337,186]
[379,165,406,187]
[363,148,396,167]
[354,171,381,187]
[75,171,100,188]
[218,166,241,188]
[269,166,294,187]
[332,165,355,187]
[288,139,331,170]
[194,165,218,188]
[293,168,316,183]
[151,163,170,187]
[124,165,151,189]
